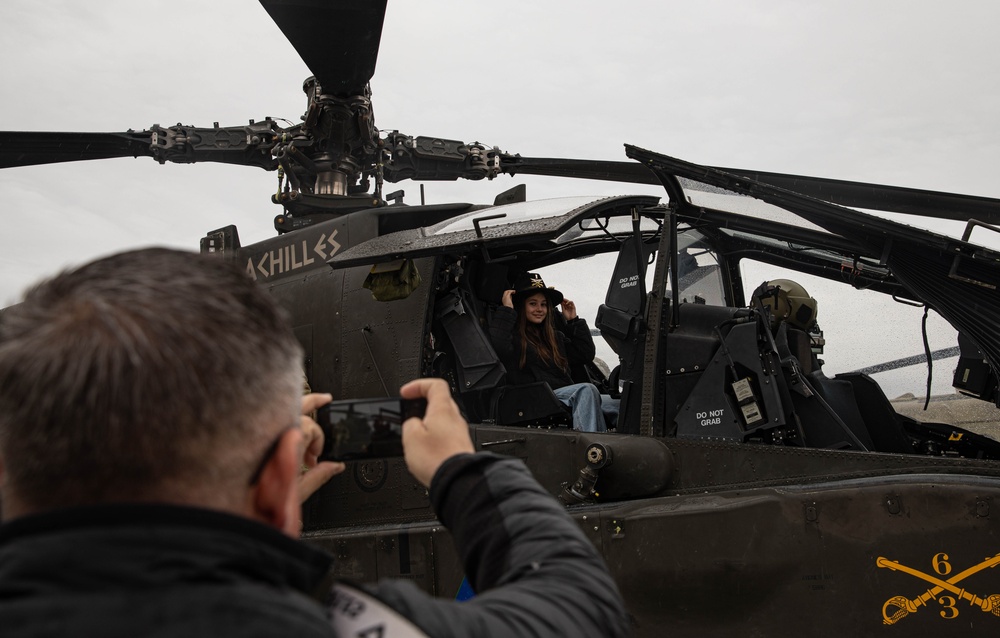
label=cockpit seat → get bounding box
[774,324,817,375]
[833,372,916,454]
[802,369,875,450]
[774,324,912,453]
[596,235,655,357]
[491,381,571,427]
[595,235,657,434]
[769,323,866,450]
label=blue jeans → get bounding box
[554,383,606,432]
[600,394,620,429]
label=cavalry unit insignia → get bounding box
[878,553,1000,624]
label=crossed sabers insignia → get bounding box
[877,553,1000,624]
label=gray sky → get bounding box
[2,0,999,395]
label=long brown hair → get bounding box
[516,294,568,372]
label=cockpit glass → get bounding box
[534,229,726,368]
[669,234,725,306]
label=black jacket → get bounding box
[489,306,596,389]
[0,453,627,638]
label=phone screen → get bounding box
[316,397,426,461]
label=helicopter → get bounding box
[4,1,1000,636]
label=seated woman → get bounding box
[489,272,607,433]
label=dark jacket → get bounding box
[489,306,596,389]
[0,504,333,638]
[0,453,628,638]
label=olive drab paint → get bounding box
[245,230,341,281]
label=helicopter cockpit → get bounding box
[326,148,1000,461]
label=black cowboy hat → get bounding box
[511,272,564,307]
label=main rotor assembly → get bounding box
[2,0,998,230]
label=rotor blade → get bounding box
[501,155,1000,223]
[717,168,1000,225]
[0,131,152,169]
[259,0,387,96]
[500,156,658,185]
[852,346,961,376]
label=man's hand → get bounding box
[399,378,475,487]
[298,393,345,502]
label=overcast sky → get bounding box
[2,0,999,305]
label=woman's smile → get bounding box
[524,293,548,324]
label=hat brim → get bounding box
[513,287,563,307]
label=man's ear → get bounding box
[250,428,303,536]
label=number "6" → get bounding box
[933,553,952,576]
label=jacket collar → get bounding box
[0,503,333,594]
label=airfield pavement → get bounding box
[892,393,1000,442]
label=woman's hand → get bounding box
[561,298,577,320]
[501,289,515,308]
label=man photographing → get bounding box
[0,248,627,637]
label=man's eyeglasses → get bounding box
[247,427,295,486]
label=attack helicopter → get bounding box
[4,1,1000,636]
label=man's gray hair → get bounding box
[0,248,304,510]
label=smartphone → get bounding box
[316,397,427,461]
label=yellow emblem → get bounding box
[878,553,1000,624]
